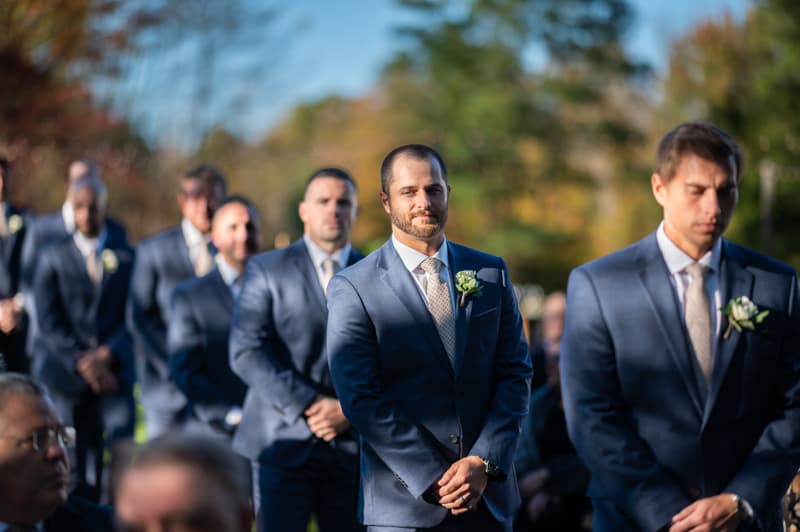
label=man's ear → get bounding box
[298,200,308,223]
[380,191,390,214]
[651,173,667,207]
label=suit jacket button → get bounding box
[449,434,460,445]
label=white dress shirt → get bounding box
[73,228,107,283]
[303,235,351,290]
[215,254,243,300]
[181,218,211,267]
[391,235,456,314]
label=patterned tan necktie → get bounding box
[193,241,213,276]
[0,213,7,237]
[86,250,101,285]
[419,257,456,365]
[321,257,339,295]
[685,263,713,382]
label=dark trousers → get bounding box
[366,502,509,532]
[254,443,362,532]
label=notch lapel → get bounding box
[638,240,704,417]
[293,241,327,314]
[209,269,234,313]
[702,245,753,427]
[447,243,471,377]
[378,243,454,378]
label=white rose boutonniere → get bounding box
[7,214,23,234]
[722,296,769,339]
[101,249,119,274]
[455,270,482,307]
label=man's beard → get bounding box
[389,206,448,240]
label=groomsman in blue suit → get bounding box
[229,167,364,532]
[33,175,136,501]
[0,158,32,373]
[127,165,226,438]
[560,121,800,532]
[326,145,532,531]
[168,195,260,437]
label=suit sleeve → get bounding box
[723,272,800,520]
[168,284,230,407]
[126,242,169,378]
[33,251,87,395]
[560,267,691,530]
[229,259,317,424]
[466,262,532,480]
[326,274,452,499]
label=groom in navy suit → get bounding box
[561,121,800,531]
[230,167,364,532]
[326,145,531,531]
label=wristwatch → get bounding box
[730,494,755,526]
[480,457,501,480]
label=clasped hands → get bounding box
[429,456,489,515]
[76,345,118,395]
[668,493,742,532]
[304,395,350,441]
[0,297,23,334]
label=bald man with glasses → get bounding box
[0,373,113,532]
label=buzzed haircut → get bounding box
[212,195,259,224]
[70,175,108,209]
[120,434,249,506]
[0,373,49,416]
[656,121,743,183]
[380,144,448,194]
[304,167,357,195]
[183,164,228,195]
[66,158,99,182]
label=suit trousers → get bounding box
[366,501,509,532]
[254,442,361,532]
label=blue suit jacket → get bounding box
[326,240,531,528]
[168,268,246,430]
[560,233,800,532]
[0,203,31,298]
[229,239,363,466]
[127,225,195,413]
[32,230,135,438]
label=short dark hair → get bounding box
[120,434,249,508]
[0,373,49,417]
[656,121,743,183]
[380,144,448,194]
[212,195,259,222]
[183,164,228,195]
[304,167,357,195]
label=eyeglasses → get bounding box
[0,426,76,452]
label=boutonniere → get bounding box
[455,270,482,307]
[101,249,119,274]
[722,296,769,339]
[7,214,23,234]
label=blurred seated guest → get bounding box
[33,175,136,502]
[514,295,591,532]
[168,196,260,437]
[0,158,31,373]
[786,471,800,531]
[0,372,114,531]
[530,291,566,390]
[115,434,252,532]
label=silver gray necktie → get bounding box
[420,257,456,365]
[86,251,101,285]
[321,257,339,295]
[685,263,712,382]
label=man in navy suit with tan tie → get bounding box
[326,145,531,531]
[229,167,364,532]
[127,165,226,438]
[33,175,135,502]
[168,195,260,437]
[560,121,800,531]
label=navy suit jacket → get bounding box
[326,240,531,528]
[229,239,363,466]
[560,233,800,532]
[127,225,195,412]
[44,494,115,532]
[168,268,246,430]
[32,230,135,436]
[0,203,30,298]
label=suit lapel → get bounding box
[447,243,472,377]
[175,227,196,277]
[378,242,454,378]
[637,236,705,416]
[293,240,328,313]
[702,243,753,426]
[209,269,234,313]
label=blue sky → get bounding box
[106,0,751,150]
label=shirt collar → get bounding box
[391,234,450,274]
[302,234,351,269]
[214,254,241,287]
[181,218,208,247]
[61,201,75,233]
[656,221,721,275]
[73,226,108,257]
